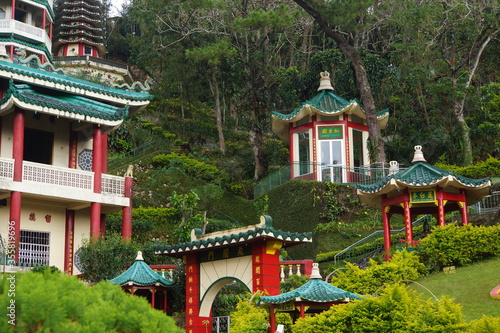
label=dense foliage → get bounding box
[0,270,182,332]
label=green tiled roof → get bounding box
[155,226,312,256]
[356,161,491,208]
[259,278,361,304]
[0,60,152,101]
[108,254,174,288]
[3,82,129,121]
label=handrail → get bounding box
[333,215,431,264]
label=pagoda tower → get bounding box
[53,0,106,58]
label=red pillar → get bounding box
[151,289,156,309]
[269,305,276,333]
[9,191,22,261]
[122,175,133,239]
[403,200,414,245]
[382,205,392,261]
[10,109,24,260]
[437,188,446,226]
[252,241,281,296]
[460,189,468,226]
[64,210,75,274]
[90,125,102,238]
[185,254,201,333]
[11,0,15,19]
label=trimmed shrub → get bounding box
[0,271,182,332]
[418,224,500,268]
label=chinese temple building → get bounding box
[357,146,492,260]
[271,72,389,183]
[155,215,312,333]
[109,251,175,313]
[259,263,361,332]
[0,0,151,275]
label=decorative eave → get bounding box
[31,0,56,21]
[0,37,52,63]
[0,60,152,108]
[155,215,312,257]
[357,160,491,208]
[0,82,128,127]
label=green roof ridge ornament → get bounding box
[260,215,273,227]
[318,71,334,91]
[412,145,427,164]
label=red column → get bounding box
[49,22,53,41]
[9,191,22,261]
[64,210,75,274]
[382,206,392,261]
[10,109,24,260]
[185,254,201,333]
[163,291,168,314]
[13,109,24,182]
[252,241,281,296]
[90,125,102,238]
[42,9,46,30]
[403,200,414,245]
[11,0,15,19]
[151,289,156,309]
[269,305,276,333]
[122,176,133,239]
[437,188,445,226]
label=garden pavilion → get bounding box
[108,251,175,313]
[356,145,492,260]
[259,263,361,332]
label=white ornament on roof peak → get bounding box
[318,71,334,91]
[412,145,427,163]
[310,263,322,279]
[135,251,144,261]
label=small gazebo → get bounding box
[357,146,492,260]
[108,251,175,313]
[259,263,361,332]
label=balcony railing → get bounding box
[279,259,313,281]
[0,19,52,50]
[0,158,125,197]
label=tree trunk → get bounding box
[293,0,385,164]
[249,129,265,180]
[210,66,226,155]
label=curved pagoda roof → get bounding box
[357,146,491,208]
[53,0,106,56]
[272,72,389,141]
[108,252,175,288]
[259,263,361,305]
[155,215,312,256]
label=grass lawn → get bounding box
[410,257,500,322]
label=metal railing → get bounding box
[212,316,230,333]
[254,162,402,198]
[333,215,431,264]
[470,191,500,214]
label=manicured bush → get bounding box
[152,153,222,182]
[466,316,500,333]
[291,284,467,333]
[418,224,500,268]
[0,270,182,332]
[330,250,428,295]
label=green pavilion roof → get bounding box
[155,216,312,256]
[0,60,151,102]
[271,72,389,141]
[2,82,129,121]
[357,148,491,208]
[108,252,175,288]
[259,278,361,305]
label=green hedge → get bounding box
[152,153,222,182]
[419,224,500,268]
[435,157,500,178]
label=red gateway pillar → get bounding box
[185,254,203,333]
[251,241,281,295]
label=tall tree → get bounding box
[292,0,387,164]
[389,0,499,166]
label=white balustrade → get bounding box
[101,174,125,196]
[23,161,93,190]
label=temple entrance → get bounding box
[155,216,312,333]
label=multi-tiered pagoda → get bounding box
[53,0,105,58]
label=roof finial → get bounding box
[318,71,334,91]
[310,263,322,279]
[135,251,144,261]
[412,145,427,163]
